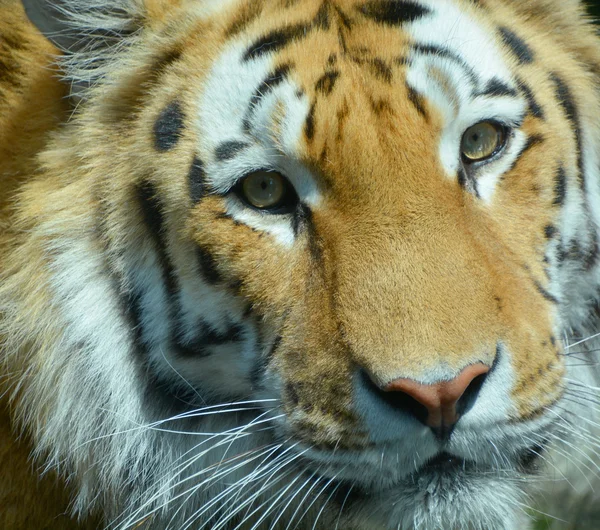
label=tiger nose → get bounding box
[383,363,491,433]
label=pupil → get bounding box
[261,181,268,190]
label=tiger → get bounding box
[2,0,600,528]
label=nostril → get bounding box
[371,381,430,425]
[361,370,430,425]
[455,371,488,417]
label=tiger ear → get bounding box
[22,0,73,52]
[22,0,144,52]
[21,0,157,97]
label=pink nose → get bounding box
[384,363,491,428]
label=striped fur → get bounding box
[2,0,600,528]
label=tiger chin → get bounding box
[1,0,600,528]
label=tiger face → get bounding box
[3,0,600,528]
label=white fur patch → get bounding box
[196,40,321,245]
[405,0,526,202]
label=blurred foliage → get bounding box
[533,517,552,530]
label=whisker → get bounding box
[268,469,321,530]
[194,448,304,530]
[114,418,286,528]
[183,442,301,530]
[564,331,600,349]
[159,346,207,406]
[121,443,283,530]
[334,483,354,530]
[224,445,309,526]
[311,477,343,530]
[290,473,339,530]
[283,470,323,530]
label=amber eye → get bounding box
[236,170,297,213]
[461,122,506,162]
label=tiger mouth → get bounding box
[408,444,544,480]
[300,441,546,497]
[417,451,471,475]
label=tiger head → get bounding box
[6,0,600,528]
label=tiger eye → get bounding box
[241,170,287,209]
[461,122,505,162]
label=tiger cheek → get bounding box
[188,196,307,309]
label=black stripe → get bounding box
[215,141,251,162]
[358,1,431,25]
[585,233,599,270]
[407,86,428,120]
[225,0,265,37]
[499,27,534,64]
[457,168,468,189]
[297,204,323,264]
[370,58,393,83]
[305,102,316,141]
[369,97,393,116]
[316,70,340,94]
[267,335,283,364]
[314,1,332,29]
[135,182,182,363]
[95,191,149,360]
[0,54,22,89]
[154,101,185,152]
[520,133,545,155]
[150,48,183,77]
[244,24,309,61]
[550,73,584,188]
[334,4,353,29]
[197,245,222,284]
[137,182,178,298]
[1,29,27,51]
[189,156,207,204]
[503,134,544,176]
[544,225,557,239]
[244,64,292,132]
[175,322,245,357]
[477,78,518,98]
[292,203,310,237]
[534,280,559,304]
[457,167,479,197]
[120,282,147,358]
[109,47,184,124]
[553,166,567,206]
[558,237,597,270]
[251,334,281,388]
[412,44,478,86]
[517,79,544,119]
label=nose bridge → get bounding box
[329,199,501,383]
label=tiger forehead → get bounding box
[226,0,428,80]
[217,0,517,118]
[206,0,517,172]
[222,0,493,62]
